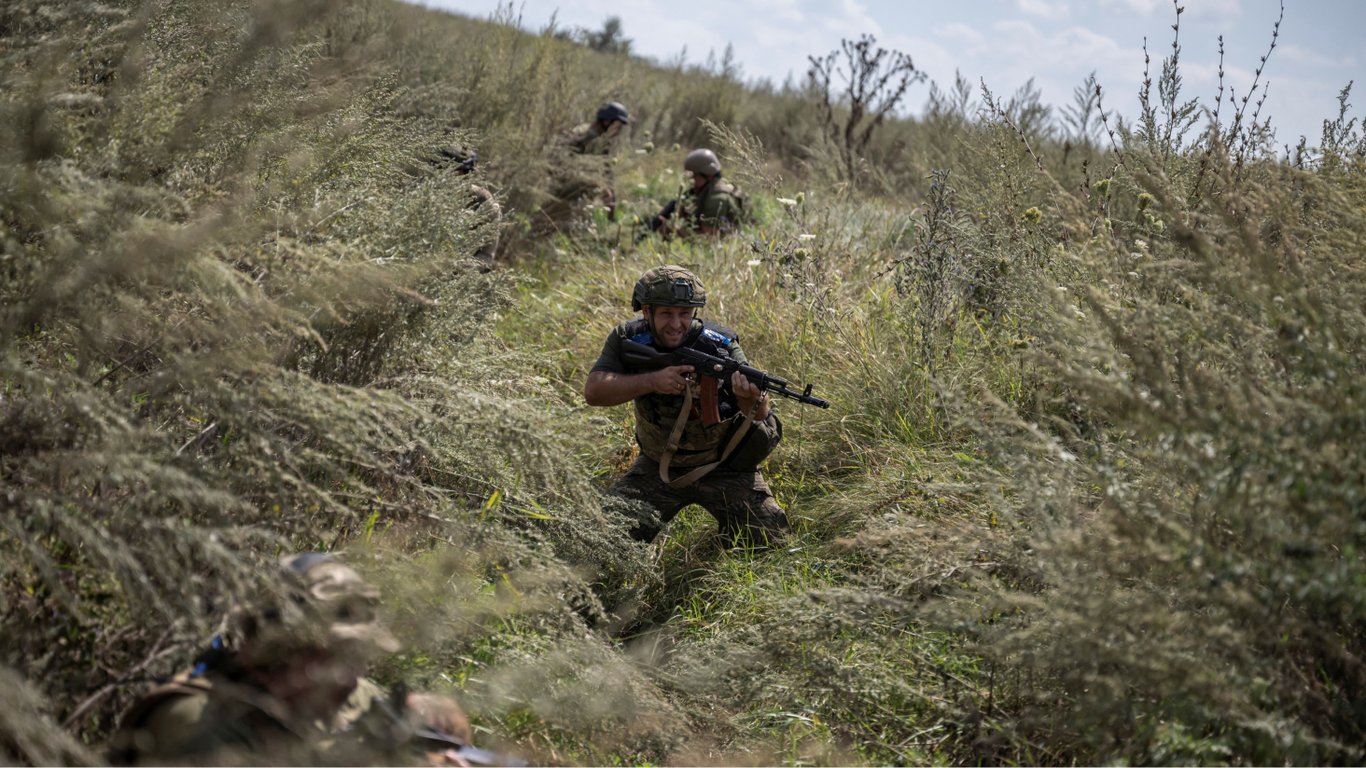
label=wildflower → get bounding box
[746,259,762,267]
[794,248,810,258]
[798,233,816,241]
[1095,178,1112,195]
[795,191,806,205]
[777,197,798,207]
[642,141,655,153]
[1137,192,1154,210]
[1022,206,1043,223]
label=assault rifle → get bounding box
[620,338,830,426]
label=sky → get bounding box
[409,0,1365,148]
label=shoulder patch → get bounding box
[629,331,655,344]
[701,327,732,345]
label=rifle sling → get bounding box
[658,381,760,489]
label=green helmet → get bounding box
[683,148,721,176]
[631,265,706,311]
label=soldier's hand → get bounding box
[406,692,472,745]
[732,372,769,418]
[652,366,695,396]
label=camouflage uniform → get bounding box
[651,167,747,237]
[541,120,622,231]
[109,554,471,766]
[466,183,502,266]
[682,174,746,233]
[591,315,788,544]
[109,667,400,765]
[436,145,501,267]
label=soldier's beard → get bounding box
[646,309,692,350]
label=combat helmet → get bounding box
[631,265,706,311]
[231,552,399,667]
[683,148,721,177]
[596,101,631,125]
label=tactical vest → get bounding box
[620,319,745,467]
[690,178,746,230]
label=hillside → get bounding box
[2,0,1364,765]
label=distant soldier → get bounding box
[541,101,631,230]
[109,553,482,766]
[437,145,502,268]
[561,100,631,158]
[648,148,747,238]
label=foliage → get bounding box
[807,34,926,186]
[2,0,1364,766]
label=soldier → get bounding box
[437,145,501,268]
[562,100,631,157]
[109,553,477,766]
[648,149,747,238]
[583,266,789,546]
[542,101,631,230]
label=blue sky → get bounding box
[410,0,1364,148]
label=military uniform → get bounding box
[685,175,746,232]
[541,122,620,231]
[434,145,502,267]
[591,316,787,544]
[466,183,502,266]
[108,554,472,766]
[110,667,399,766]
[653,174,747,237]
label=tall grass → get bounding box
[3,0,1363,765]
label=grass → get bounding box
[3,0,1365,765]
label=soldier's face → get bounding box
[604,120,625,138]
[646,305,693,349]
[258,648,366,722]
[690,172,708,191]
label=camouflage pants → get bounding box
[607,456,789,546]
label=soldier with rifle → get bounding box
[109,552,522,766]
[583,266,828,547]
[646,148,747,238]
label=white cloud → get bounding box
[1099,0,1161,15]
[934,22,985,49]
[1278,44,1339,68]
[1181,0,1242,22]
[1019,0,1070,21]
[743,0,807,25]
